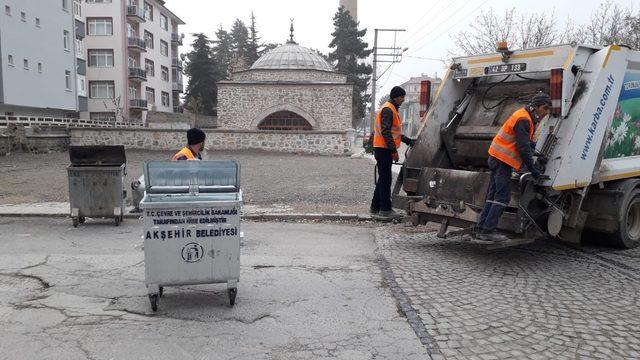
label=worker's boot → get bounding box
[369,206,380,215]
[476,231,509,243]
[376,209,403,220]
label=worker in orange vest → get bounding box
[475,92,551,242]
[172,128,206,161]
[370,86,415,220]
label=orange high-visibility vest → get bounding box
[171,147,198,161]
[488,107,535,170]
[373,102,402,149]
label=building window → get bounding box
[87,18,113,36]
[160,14,168,30]
[145,59,155,77]
[88,49,114,67]
[63,30,70,50]
[73,0,81,17]
[79,78,85,91]
[38,63,42,73]
[146,87,155,105]
[90,81,115,98]
[160,40,168,56]
[24,59,29,69]
[36,18,41,27]
[161,92,170,107]
[258,111,313,131]
[87,0,112,2]
[65,70,72,90]
[161,66,169,82]
[144,2,153,21]
[20,12,26,22]
[62,0,68,11]
[90,112,116,121]
[144,31,154,49]
[5,6,10,16]
[7,55,13,66]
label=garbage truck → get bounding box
[393,43,640,249]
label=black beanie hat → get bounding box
[390,86,406,99]
[530,92,552,107]
[187,128,206,145]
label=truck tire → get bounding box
[614,188,640,249]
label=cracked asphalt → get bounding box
[0,217,428,360]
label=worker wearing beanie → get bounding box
[370,86,415,220]
[475,92,551,242]
[172,128,206,161]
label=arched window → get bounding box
[257,111,312,131]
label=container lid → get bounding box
[69,145,126,166]
[143,161,240,194]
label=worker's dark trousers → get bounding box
[371,147,393,212]
[477,156,513,232]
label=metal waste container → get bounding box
[67,145,127,227]
[140,160,242,311]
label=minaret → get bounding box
[339,0,357,21]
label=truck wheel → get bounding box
[72,217,79,228]
[615,189,640,249]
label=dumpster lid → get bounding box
[69,145,126,166]
[143,161,240,194]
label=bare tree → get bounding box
[581,1,631,47]
[452,8,516,55]
[519,11,558,49]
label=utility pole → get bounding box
[369,28,406,137]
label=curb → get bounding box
[0,211,374,222]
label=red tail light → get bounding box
[419,80,431,118]
[550,69,563,117]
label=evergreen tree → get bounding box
[212,26,234,80]
[184,33,217,116]
[230,19,250,64]
[247,12,261,65]
[328,6,373,127]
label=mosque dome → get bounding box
[250,43,334,72]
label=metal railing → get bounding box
[171,58,183,68]
[172,82,183,92]
[128,67,147,80]
[127,37,146,50]
[129,99,148,109]
[0,115,144,128]
[126,5,145,21]
[171,33,183,45]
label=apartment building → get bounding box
[0,0,79,117]
[82,0,184,122]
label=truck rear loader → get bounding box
[394,43,640,249]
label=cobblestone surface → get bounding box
[375,225,640,360]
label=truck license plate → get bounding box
[484,63,527,75]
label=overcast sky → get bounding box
[164,0,639,102]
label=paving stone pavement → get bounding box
[374,225,640,360]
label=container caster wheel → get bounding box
[72,217,79,228]
[228,288,237,307]
[149,294,158,312]
[115,216,120,227]
[79,217,86,224]
[159,286,164,298]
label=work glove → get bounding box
[402,136,416,147]
[531,169,541,179]
[392,152,400,162]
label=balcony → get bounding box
[172,81,183,93]
[126,5,146,23]
[128,67,147,82]
[130,99,148,110]
[171,33,183,45]
[171,58,183,69]
[173,106,184,113]
[127,37,146,52]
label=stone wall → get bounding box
[69,128,355,156]
[146,111,218,129]
[232,69,347,83]
[0,135,13,155]
[217,83,353,131]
